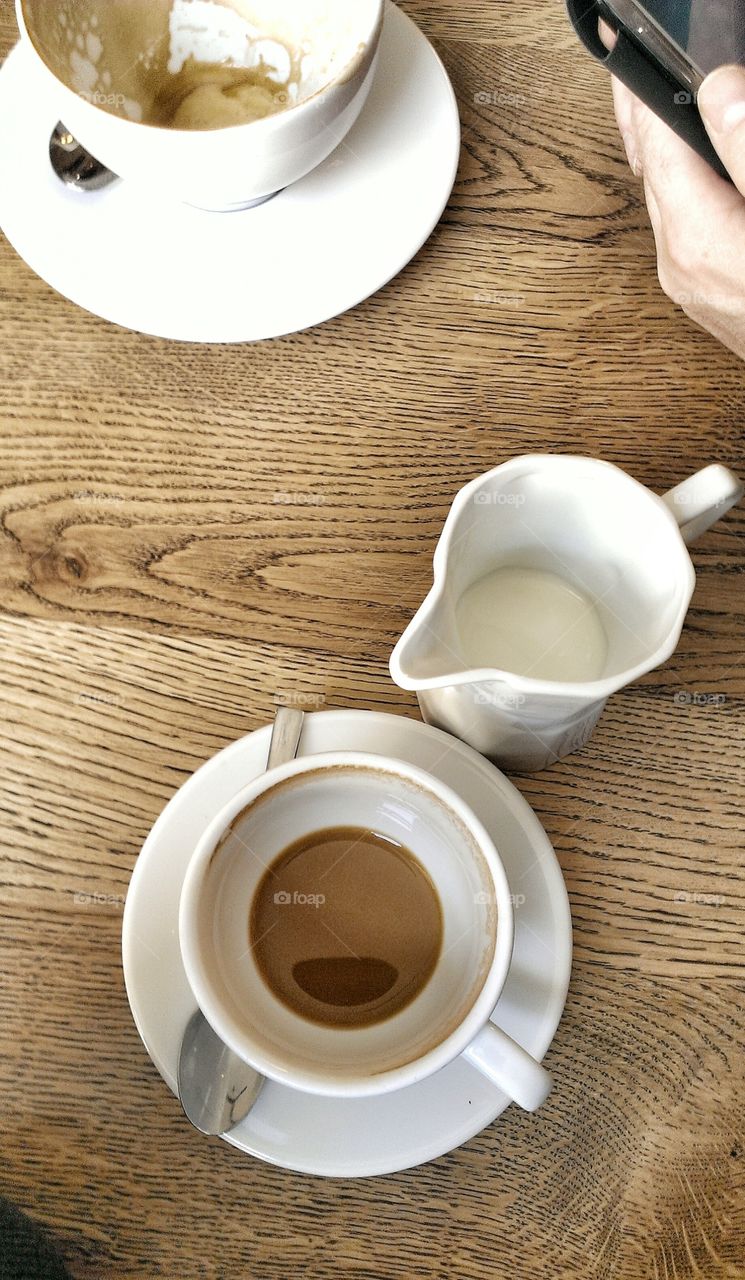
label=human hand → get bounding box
[611,64,745,360]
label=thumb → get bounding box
[697,63,745,195]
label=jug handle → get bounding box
[661,465,743,546]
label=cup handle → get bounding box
[461,1022,552,1112]
[661,464,743,546]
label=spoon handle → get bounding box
[267,705,304,770]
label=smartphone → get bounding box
[600,0,745,86]
[567,0,745,179]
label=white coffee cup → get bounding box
[16,0,384,210]
[179,752,553,1111]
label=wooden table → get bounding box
[1,1,744,1276]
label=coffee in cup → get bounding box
[250,826,444,1029]
[21,0,369,128]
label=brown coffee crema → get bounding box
[21,0,299,128]
[250,827,443,1029]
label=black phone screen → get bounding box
[639,0,745,75]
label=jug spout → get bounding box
[390,590,468,690]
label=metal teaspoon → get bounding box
[177,705,305,1136]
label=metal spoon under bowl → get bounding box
[177,705,305,1136]
[49,123,118,192]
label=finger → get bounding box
[697,64,745,196]
[598,18,617,52]
[629,98,745,317]
[632,94,745,233]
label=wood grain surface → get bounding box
[1,0,744,1276]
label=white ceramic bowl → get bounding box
[16,0,384,209]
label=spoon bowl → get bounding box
[49,122,118,191]
[177,1008,264,1136]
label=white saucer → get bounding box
[0,4,459,342]
[122,711,572,1178]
